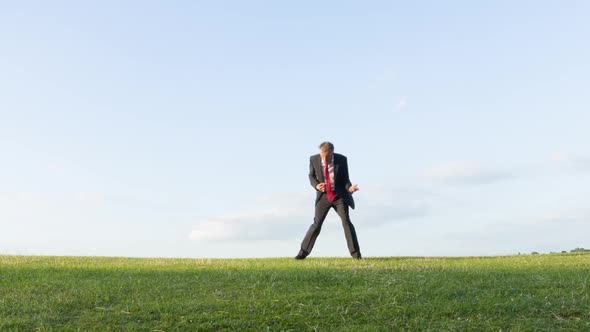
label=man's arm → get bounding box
[309,157,321,190]
[342,156,353,192]
[341,156,359,193]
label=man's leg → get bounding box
[299,195,332,256]
[333,198,361,258]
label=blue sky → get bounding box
[1,1,589,258]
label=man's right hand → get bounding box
[316,183,326,192]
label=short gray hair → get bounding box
[319,141,334,152]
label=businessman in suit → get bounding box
[295,142,362,260]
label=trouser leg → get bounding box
[333,198,361,257]
[300,195,332,255]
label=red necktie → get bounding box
[324,163,334,202]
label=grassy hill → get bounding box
[1,253,589,331]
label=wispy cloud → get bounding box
[422,161,515,185]
[551,152,590,171]
[188,192,310,242]
[188,187,436,242]
[394,96,408,111]
[188,211,306,242]
[442,207,590,253]
[354,186,434,226]
[525,207,590,227]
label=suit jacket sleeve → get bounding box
[342,156,353,192]
[309,157,320,190]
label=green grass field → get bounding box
[1,253,589,331]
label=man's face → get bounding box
[320,149,333,164]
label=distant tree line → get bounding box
[568,247,590,252]
[519,247,590,255]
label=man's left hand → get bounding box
[348,184,359,193]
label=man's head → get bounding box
[319,141,334,163]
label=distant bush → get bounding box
[570,247,590,252]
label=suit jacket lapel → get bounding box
[316,156,325,182]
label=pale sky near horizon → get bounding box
[1,1,589,258]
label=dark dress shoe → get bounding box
[294,250,308,260]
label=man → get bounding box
[295,142,362,260]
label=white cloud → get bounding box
[189,220,239,241]
[0,191,173,257]
[521,207,590,227]
[188,211,306,242]
[188,187,436,242]
[422,161,514,185]
[188,192,310,242]
[551,152,590,171]
[394,96,408,111]
[441,207,590,254]
[354,186,434,226]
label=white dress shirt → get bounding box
[321,155,336,192]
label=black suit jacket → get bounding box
[308,153,356,209]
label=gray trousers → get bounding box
[299,194,361,257]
